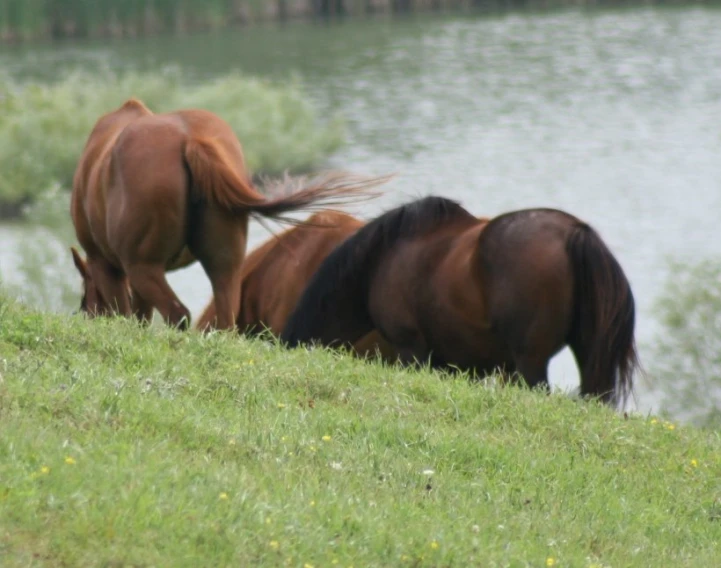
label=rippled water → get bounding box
[3,7,721,411]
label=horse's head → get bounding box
[70,247,111,317]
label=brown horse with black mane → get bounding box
[281,196,639,407]
[194,210,398,361]
[70,98,388,330]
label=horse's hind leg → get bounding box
[203,267,243,331]
[513,356,550,394]
[188,211,248,332]
[125,264,191,330]
[131,284,155,325]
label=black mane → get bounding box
[281,195,475,346]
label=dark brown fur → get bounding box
[195,210,397,362]
[282,196,639,407]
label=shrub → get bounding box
[650,258,721,428]
[0,66,345,210]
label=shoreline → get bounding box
[2,0,711,46]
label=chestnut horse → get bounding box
[195,210,398,361]
[70,98,388,330]
[281,196,639,407]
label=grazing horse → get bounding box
[281,196,639,406]
[195,210,398,361]
[70,98,388,330]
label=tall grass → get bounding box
[0,66,345,213]
[1,0,637,42]
[0,0,239,41]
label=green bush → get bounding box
[0,66,345,209]
[650,258,721,428]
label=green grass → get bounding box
[1,294,721,566]
[0,67,345,213]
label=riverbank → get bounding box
[0,68,345,220]
[0,294,720,565]
[1,0,712,45]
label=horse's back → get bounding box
[241,212,364,333]
[108,113,190,206]
[479,208,579,269]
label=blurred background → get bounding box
[1,0,720,426]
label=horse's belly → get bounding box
[166,248,196,271]
[430,324,512,376]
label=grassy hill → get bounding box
[1,294,719,566]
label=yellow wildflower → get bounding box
[64,456,76,465]
[546,558,556,567]
[40,466,50,475]
[322,435,332,442]
[310,500,316,507]
[430,541,439,550]
[691,459,699,467]
[650,418,658,424]
[269,540,280,550]
[219,492,229,500]
[277,403,286,409]
[667,423,676,430]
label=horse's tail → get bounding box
[566,223,640,407]
[183,136,389,222]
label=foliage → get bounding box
[650,258,721,428]
[0,186,78,312]
[1,295,721,566]
[0,66,345,209]
[0,0,246,40]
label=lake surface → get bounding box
[3,7,721,413]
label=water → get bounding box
[3,7,721,413]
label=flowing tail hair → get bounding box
[566,223,640,408]
[183,136,391,224]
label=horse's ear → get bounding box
[70,247,88,278]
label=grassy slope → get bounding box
[0,296,720,567]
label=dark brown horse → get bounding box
[70,98,388,330]
[195,210,398,361]
[281,196,639,406]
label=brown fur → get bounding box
[282,197,639,407]
[195,210,397,362]
[70,98,390,330]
